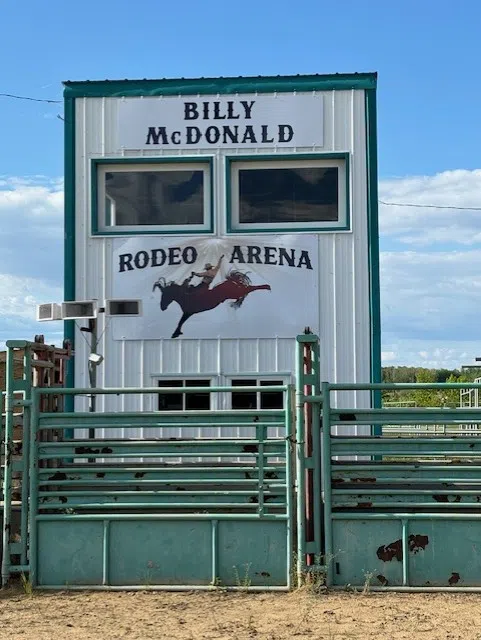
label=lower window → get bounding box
[157,379,211,411]
[230,379,284,410]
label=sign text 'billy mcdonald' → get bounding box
[118,94,323,149]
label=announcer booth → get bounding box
[62,73,380,420]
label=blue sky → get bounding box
[1,0,481,368]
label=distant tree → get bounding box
[414,369,437,407]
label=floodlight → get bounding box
[61,300,98,320]
[105,299,142,317]
[36,303,62,322]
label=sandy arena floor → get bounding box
[1,589,481,639]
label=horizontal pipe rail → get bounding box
[38,478,286,486]
[331,511,481,519]
[36,502,287,510]
[34,385,288,396]
[35,512,289,521]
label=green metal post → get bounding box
[102,519,110,586]
[285,386,293,589]
[295,342,306,583]
[1,347,15,586]
[28,389,40,587]
[401,519,409,586]
[320,381,333,586]
[310,341,322,563]
[20,347,32,567]
[256,421,264,517]
[211,519,218,585]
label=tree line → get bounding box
[381,366,481,407]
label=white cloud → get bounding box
[0,274,62,320]
[0,176,64,346]
[380,169,481,246]
[380,339,478,371]
[381,351,397,363]
[0,176,63,284]
[381,248,481,344]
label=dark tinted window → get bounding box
[231,379,257,410]
[157,379,211,411]
[105,170,204,226]
[260,380,284,409]
[158,380,183,411]
[185,379,211,410]
[238,167,338,224]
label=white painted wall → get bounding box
[72,90,372,437]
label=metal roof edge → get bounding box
[62,72,378,98]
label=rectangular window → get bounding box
[228,156,348,232]
[93,160,213,234]
[158,379,211,411]
[231,379,284,410]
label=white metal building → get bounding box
[63,73,380,424]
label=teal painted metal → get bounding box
[2,347,16,584]
[63,73,378,98]
[296,335,481,591]
[320,382,333,587]
[91,157,215,236]
[295,334,323,579]
[2,344,34,584]
[225,153,351,234]
[63,94,76,417]
[365,87,382,421]
[295,336,306,581]
[28,384,292,590]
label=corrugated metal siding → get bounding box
[73,90,372,441]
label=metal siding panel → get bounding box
[220,340,240,373]
[180,340,201,374]
[276,339,295,373]
[161,340,181,374]
[332,90,352,151]
[258,339,277,373]
[238,340,260,373]
[318,236,335,384]
[74,90,372,446]
[199,339,221,374]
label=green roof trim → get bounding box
[63,73,377,98]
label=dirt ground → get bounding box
[2,589,481,640]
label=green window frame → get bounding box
[225,153,350,234]
[91,157,215,236]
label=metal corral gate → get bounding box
[297,335,481,591]
[8,336,481,591]
[27,385,293,590]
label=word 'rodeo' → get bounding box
[119,244,313,273]
[145,100,294,146]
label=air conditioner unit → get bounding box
[36,303,62,322]
[61,300,98,320]
[105,299,142,317]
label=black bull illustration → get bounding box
[152,270,271,338]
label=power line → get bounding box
[380,199,481,211]
[0,92,61,104]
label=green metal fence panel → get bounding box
[296,335,481,592]
[2,345,33,583]
[28,386,293,591]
